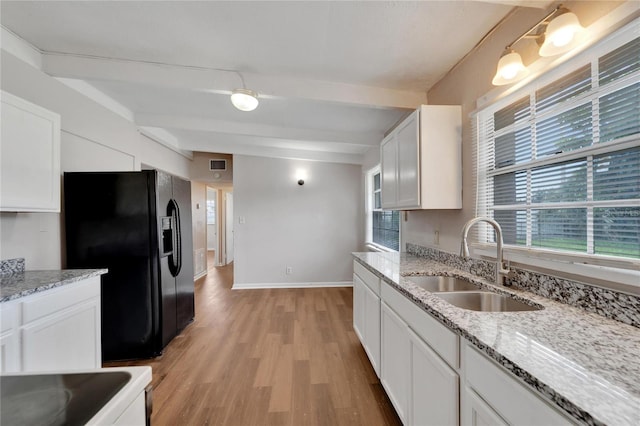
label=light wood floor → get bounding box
[107,263,401,425]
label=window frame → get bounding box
[472,18,640,285]
[365,166,400,252]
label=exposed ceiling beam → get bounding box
[42,52,426,109]
[135,114,381,147]
[173,129,369,155]
[467,0,553,9]
[182,136,366,166]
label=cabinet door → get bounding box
[462,387,508,426]
[353,274,366,343]
[362,281,381,377]
[381,302,410,423]
[409,328,459,426]
[381,134,398,209]
[0,304,20,373]
[396,110,420,208]
[0,91,61,212]
[21,298,101,371]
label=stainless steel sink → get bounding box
[435,291,543,312]
[407,275,481,292]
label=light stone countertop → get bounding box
[353,251,640,426]
[0,269,108,303]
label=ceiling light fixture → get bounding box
[492,4,586,86]
[230,72,259,112]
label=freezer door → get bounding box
[156,171,178,348]
[172,175,195,331]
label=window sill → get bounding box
[365,243,398,253]
[471,243,640,294]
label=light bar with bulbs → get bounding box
[493,5,587,86]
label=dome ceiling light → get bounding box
[230,72,259,112]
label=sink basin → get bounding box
[435,291,543,312]
[407,275,480,292]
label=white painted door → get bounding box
[380,302,409,423]
[463,387,508,426]
[21,298,100,371]
[225,192,234,264]
[362,281,381,377]
[352,274,365,343]
[409,328,459,426]
[380,133,398,209]
[396,110,420,208]
[1,91,61,212]
[0,304,20,372]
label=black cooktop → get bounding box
[1,371,131,425]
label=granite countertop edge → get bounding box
[0,269,108,303]
[352,252,640,426]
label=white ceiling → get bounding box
[0,1,550,164]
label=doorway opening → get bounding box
[205,186,233,268]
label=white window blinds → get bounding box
[476,29,639,261]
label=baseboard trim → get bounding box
[232,281,353,290]
[194,270,207,281]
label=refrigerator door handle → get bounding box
[174,199,183,275]
[167,199,182,277]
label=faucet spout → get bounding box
[460,217,511,286]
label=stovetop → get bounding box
[1,371,131,425]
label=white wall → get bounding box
[233,155,363,287]
[0,50,192,269]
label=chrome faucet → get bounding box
[460,217,511,286]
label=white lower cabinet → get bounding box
[353,261,381,376]
[381,302,411,423]
[461,343,574,426]
[0,276,101,372]
[409,328,459,426]
[355,260,574,426]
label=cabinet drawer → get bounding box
[354,261,380,296]
[464,344,573,425]
[21,277,100,324]
[381,280,458,369]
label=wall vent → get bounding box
[209,159,227,171]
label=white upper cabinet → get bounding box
[381,105,461,210]
[1,91,61,212]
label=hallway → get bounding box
[109,264,401,425]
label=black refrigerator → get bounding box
[64,170,195,361]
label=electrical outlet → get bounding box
[286,266,293,275]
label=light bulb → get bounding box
[550,27,575,47]
[500,64,520,80]
[539,11,585,57]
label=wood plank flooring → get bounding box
[106,263,401,425]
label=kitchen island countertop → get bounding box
[0,269,107,303]
[353,251,640,426]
